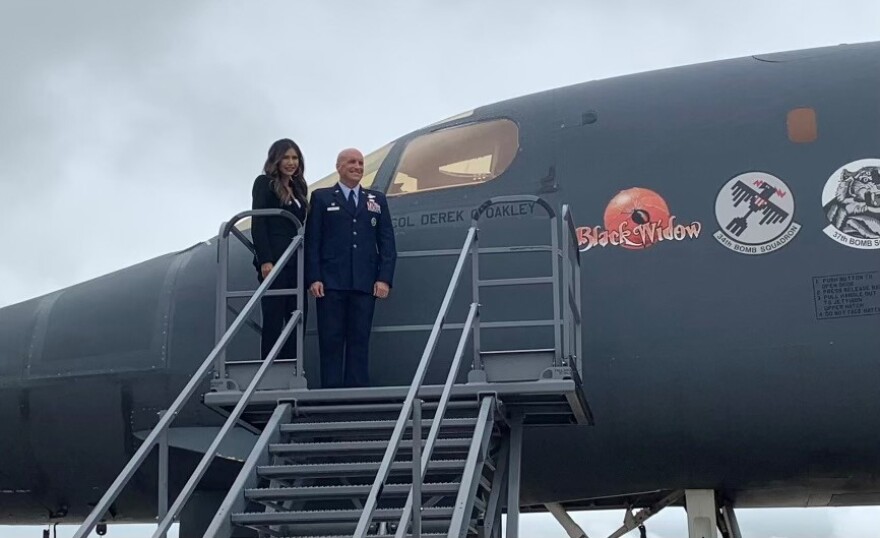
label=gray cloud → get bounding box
[4,0,880,306]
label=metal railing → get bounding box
[393,302,479,537]
[213,209,305,388]
[561,205,583,372]
[353,225,479,537]
[72,210,304,538]
[357,195,582,537]
[470,195,561,373]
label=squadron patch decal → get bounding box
[576,187,701,252]
[821,159,880,249]
[713,172,801,255]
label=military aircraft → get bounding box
[2,41,880,535]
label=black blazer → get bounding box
[251,175,307,271]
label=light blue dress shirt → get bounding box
[338,182,361,206]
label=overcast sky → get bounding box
[3,1,880,536]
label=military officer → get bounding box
[304,148,397,388]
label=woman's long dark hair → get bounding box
[263,138,308,208]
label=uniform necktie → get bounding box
[347,189,357,213]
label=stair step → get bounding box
[294,399,479,416]
[281,535,448,538]
[281,417,478,434]
[233,522,455,536]
[269,438,472,455]
[240,523,453,536]
[246,482,460,501]
[231,506,454,525]
[258,459,466,479]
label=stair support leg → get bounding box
[411,399,423,538]
[203,403,292,538]
[448,396,496,538]
[157,410,169,538]
[505,411,524,538]
[481,441,509,538]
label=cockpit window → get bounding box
[387,119,519,197]
[308,143,393,193]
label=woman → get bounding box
[251,138,308,361]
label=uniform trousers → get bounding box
[257,263,304,361]
[316,289,376,388]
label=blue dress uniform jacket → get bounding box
[304,184,397,388]
[304,186,396,293]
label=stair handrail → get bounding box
[72,210,303,538]
[394,194,563,536]
[353,226,478,538]
[151,308,302,537]
[560,205,583,371]
[393,302,479,537]
[471,194,556,222]
[214,209,305,385]
[560,204,580,265]
[470,194,560,371]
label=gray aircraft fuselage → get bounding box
[2,42,880,524]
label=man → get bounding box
[304,148,397,388]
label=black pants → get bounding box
[316,289,376,388]
[257,265,304,361]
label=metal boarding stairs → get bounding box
[72,196,591,538]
